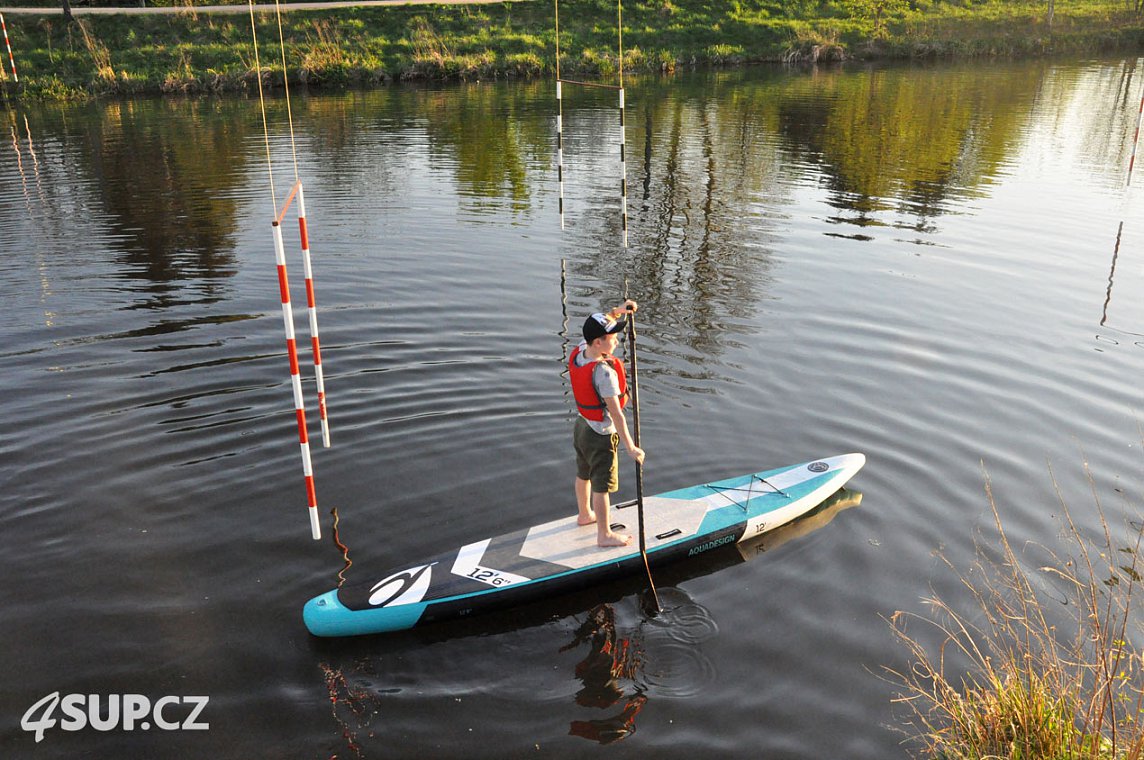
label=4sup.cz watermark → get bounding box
[21,692,209,743]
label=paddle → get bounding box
[625,304,661,613]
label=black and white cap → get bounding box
[582,312,628,343]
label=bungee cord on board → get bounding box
[248,0,332,540]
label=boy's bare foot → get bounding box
[598,532,632,548]
[577,510,596,526]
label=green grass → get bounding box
[0,0,1141,98]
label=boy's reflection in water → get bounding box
[561,603,648,744]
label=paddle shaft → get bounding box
[626,308,661,612]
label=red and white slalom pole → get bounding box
[295,183,330,448]
[1,14,17,84]
[272,219,321,540]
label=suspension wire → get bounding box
[559,78,620,90]
[273,0,301,183]
[248,0,277,218]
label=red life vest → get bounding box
[569,345,628,422]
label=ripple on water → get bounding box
[634,588,720,699]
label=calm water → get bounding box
[4,57,1144,757]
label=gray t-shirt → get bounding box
[574,340,621,435]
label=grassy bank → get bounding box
[0,0,1141,98]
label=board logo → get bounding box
[807,461,829,473]
[368,564,434,607]
[688,534,735,557]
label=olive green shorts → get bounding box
[574,417,619,494]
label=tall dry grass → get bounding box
[74,19,114,83]
[886,464,1144,759]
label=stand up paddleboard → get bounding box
[304,452,865,637]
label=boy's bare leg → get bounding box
[593,491,632,547]
[576,477,595,525]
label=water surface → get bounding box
[3,57,1144,757]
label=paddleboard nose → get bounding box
[304,588,430,636]
[303,590,346,637]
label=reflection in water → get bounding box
[2,99,248,319]
[419,83,547,216]
[1097,219,1144,342]
[737,488,864,560]
[6,57,1144,759]
[3,63,1137,367]
[569,694,647,745]
[82,100,244,310]
[777,65,1034,233]
[1098,62,1144,339]
[320,659,384,760]
[8,110,55,329]
[562,605,637,699]
[1050,58,1144,190]
[561,603,647,744]
[1101,221,1127,332]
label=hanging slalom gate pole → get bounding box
[556,80,565,230]
[295,183,331,448]
[250,0,323,539]
[273,0,331,449]
[553,0,628,243]
[617,0,628,248]
[618,87,628,248]
[273,220,322,540]
[554,0,565,230]
[1,14,17,83]
[625,306,660,613]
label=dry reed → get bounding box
[886,463,1144,759]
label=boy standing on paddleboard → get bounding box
[570,300,646,548]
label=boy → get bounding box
[569,300,646,547]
